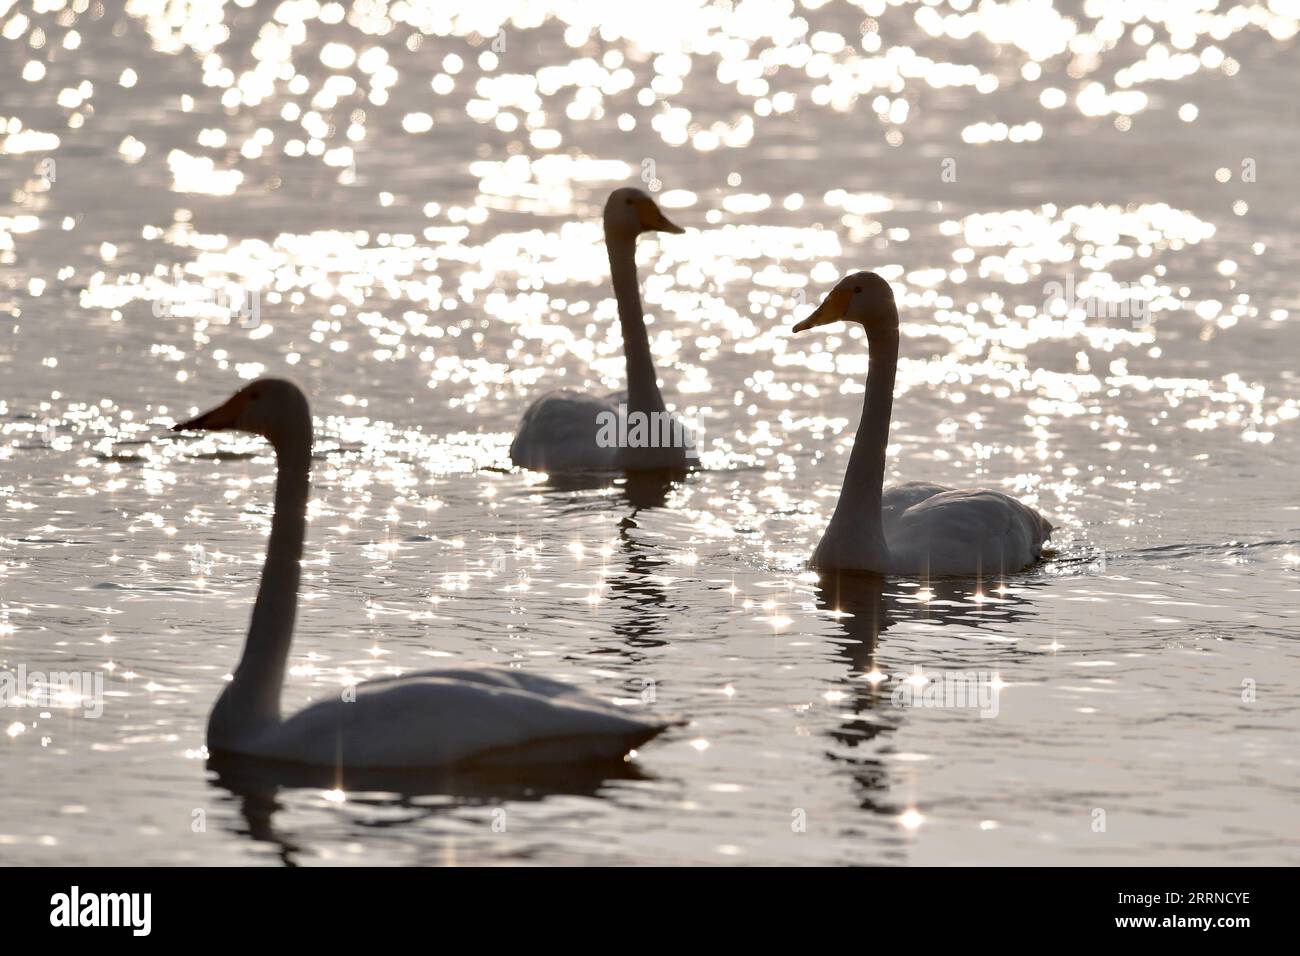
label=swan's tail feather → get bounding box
[469,718,683,769]
[626,716,687,752]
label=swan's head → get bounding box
[604,187,684,239]
[793,271,899,335]
[171,378,311,448]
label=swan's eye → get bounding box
[625,198,634,206]
[853,286,862,293]
[249,391,261,400]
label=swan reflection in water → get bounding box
[533,467,685,512]
[529,467,684,654]
[808,571,1044,826]
[207,751,652,867]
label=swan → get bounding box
[510,187,693,472]
[793,272,1053,577]
[171,379,675,769]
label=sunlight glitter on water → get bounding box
[0,0,1298,865]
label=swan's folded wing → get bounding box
[881,481,952,535]
[367,666,595,701]
[889,488,1052,575]
[509,389,617,471]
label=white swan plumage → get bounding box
[510,188,691,473]
[172,379,674,769]
[794,272,1053,577]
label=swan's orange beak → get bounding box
[171,391,248,433]
[635,198,684,234]
[793,286,850,333]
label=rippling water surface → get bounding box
[2,0,1298,865]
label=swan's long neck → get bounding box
[220,429,310,735]
[606,229,666,415]
[832,327,898,562]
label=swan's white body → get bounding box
[796,273,1052,577]
[511,189,689,473]
[510,388,631,472]
[820,479,1052,577]
[213,667,667,769]
[175,380,673,770]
